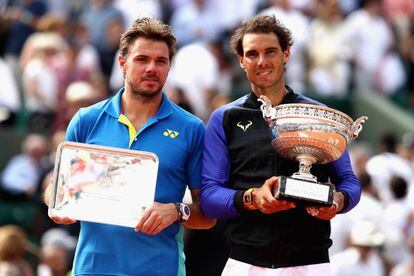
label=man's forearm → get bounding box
[184,189,216,229]
[183,203,216,229]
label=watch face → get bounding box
[176,203,190,222]
[182,205,190,217]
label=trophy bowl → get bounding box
[258,95,367,205]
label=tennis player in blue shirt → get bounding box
[45,17,215,276]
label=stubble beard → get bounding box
[127,79,163,100]
[252,72,283,92]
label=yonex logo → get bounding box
[237,121,253,132]
[163,129,179,138]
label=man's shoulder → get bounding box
[67,97,114,140]
[78,98,111,116]
[74,97,116,127]
[169,101,204,126]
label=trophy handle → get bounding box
[351,116,368,140]
[258,95,277,125]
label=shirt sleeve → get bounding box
[329,149,362,213]
[200,107,240,219]
[186,121,205,190]
[66,110,83,142]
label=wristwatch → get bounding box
[243,188,257,210]
[175,203,190,223]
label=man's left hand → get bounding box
[305,191,345,220]
[134,202,178,235]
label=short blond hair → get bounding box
[119,17,176,60]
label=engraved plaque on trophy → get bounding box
[48,142,158,227]
[258,95,367,205]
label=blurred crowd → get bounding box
[0,0,414,275]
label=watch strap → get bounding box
[243,188,257,210]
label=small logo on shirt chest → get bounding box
[164,129,179,138]
[237,121,253,132]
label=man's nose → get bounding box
[146,60,157,73]
[257,54,269,67]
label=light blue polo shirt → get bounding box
[66,88,205,275]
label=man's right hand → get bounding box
[49,215,77,225]
[251,176,296,214]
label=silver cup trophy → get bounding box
[258,95,368,206]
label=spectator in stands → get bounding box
[3,0,48,93]
[53,81,99,131]
[399,132,414,169]
[114,0,162,27]
[365,131,412,205]
[307,0,351,97]
[400,132,414,211]
[80,0,124,78]
[383,176,414,267]
[343,0,405,95]
[21,32,66,131]
[165,86,194,114]
[349,142,373,177]
[1,134,47,198]
[210,0,260,37]
[0,57,20,126]
[382,0,414,47]
[37,228,76,276]
[66,22,102,84]
[170,0,220,47]
[0,224,34,276]
[330,171,382,256]
[390,235,414,276]
[331,220,386,276]
[168,41,220,121]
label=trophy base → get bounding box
[276,176,334,206]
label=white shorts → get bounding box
[222,258,332,276]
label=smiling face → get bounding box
[238,32,290,96]
[119,37,171,99]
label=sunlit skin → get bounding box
[117,37,171,132]
[119,37,171,103]
[238,32,290,105]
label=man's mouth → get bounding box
[257,71,272,76]
[142,75,160,82]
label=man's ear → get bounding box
[119,55,126,77]
[283,47,290,65]
[238,54,245,69]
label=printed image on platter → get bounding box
[49,142,159,228]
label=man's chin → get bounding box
[131,88,162,98]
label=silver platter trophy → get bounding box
[258,95,367,205]
[48,142,159,227]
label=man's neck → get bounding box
[252,82,287,106]
[121,89,162,130]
